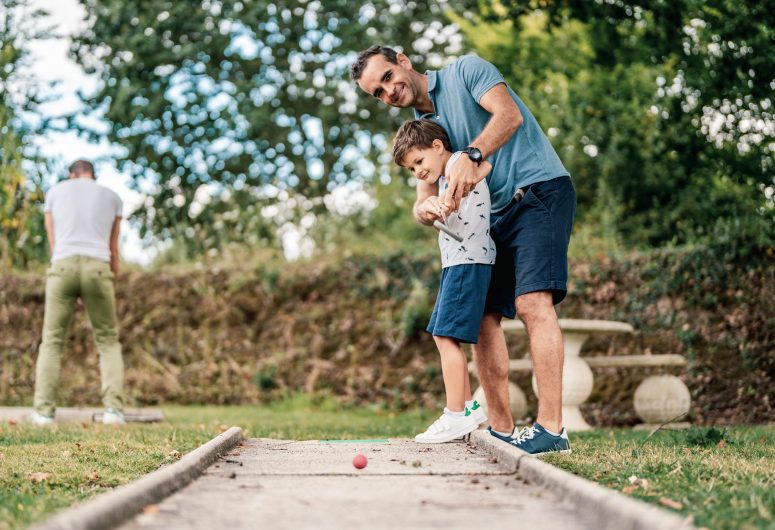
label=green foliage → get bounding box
[458,1,774,248]
[0,0,51,268]
[399,278,435,338]
[308,170,437,259]
[70,0,461,253]
[685,426,730,447]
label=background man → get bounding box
[30,160,126,425]
[351,46,576,454]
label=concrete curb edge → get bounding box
[470,430,694,530]
[29,426,244,530]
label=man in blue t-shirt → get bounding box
[352,46,576,455]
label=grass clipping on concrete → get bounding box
[545,426,774,530]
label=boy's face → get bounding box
[401,140,447,184]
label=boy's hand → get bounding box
[415,196,445,225]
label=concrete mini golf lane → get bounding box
[120,438,596,530]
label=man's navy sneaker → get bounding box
[486,426,517,443]
[511,423,571,456]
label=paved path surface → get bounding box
[120,438,597,530]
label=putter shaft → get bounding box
[433,220,464,242]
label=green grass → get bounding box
[1,401,772,530]
[544,426,775,530]
[0,396,432,530]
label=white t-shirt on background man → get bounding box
[44,179,122,263]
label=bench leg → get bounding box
[532,356,594,431]
[472,382,528,427]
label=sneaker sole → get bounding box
[414,424,479,444]
[526,448,572,457]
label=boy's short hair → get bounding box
[68,159,95,178]
[392,119,453,166]
[350,45,399,81]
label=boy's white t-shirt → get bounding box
[438,152,496,268]
[43,179,123,263]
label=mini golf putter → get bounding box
[433,220,464,242]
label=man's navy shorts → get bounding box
[485,176,577,318]
[427,263,492,344]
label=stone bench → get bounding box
[469,319,692,431]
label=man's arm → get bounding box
[412,179,441,226]
[109,217,121,279]
[44,212,55,254]
[443,83,524,210]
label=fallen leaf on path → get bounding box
[27,472,51,483]
[143,505,160,515]
[411,460,422,468]
[659,497,684,510]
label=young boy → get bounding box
[393,119,496,443]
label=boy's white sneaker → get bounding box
[102,408,126,425]
[415,410,479,444]
[466,400,487,425]
[30,411,55,425]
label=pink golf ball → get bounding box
[352,454,368,469]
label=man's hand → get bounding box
[442,159,493,212]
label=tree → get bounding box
[70,0,464,253]
[458,0,774,248]
[0,0,51,268]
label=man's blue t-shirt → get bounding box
[414,55,569,213]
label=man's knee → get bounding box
[515,291,554,325]
[478,312,502,339]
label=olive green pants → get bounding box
[34,255,124,416]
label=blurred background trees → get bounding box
[0,0,50,268]
[1,0,772,263]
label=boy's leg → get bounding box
[80,258,124,412]
[34,260,79,417]
[433,336,468,412]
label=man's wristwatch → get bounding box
[464,146,483,166]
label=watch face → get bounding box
[466,147,482,163]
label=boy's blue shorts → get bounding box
[485,176,577,318]
[427,263,492,344]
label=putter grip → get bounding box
[433,220,464,242]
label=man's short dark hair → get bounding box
[350,45,399,81]
[68,159,95,178]
[392,119,453,166]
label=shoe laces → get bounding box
[516,425,538,442]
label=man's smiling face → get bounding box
[357,53,418,108]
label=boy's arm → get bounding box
[412,179,441,226]
[443,83,523,211]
